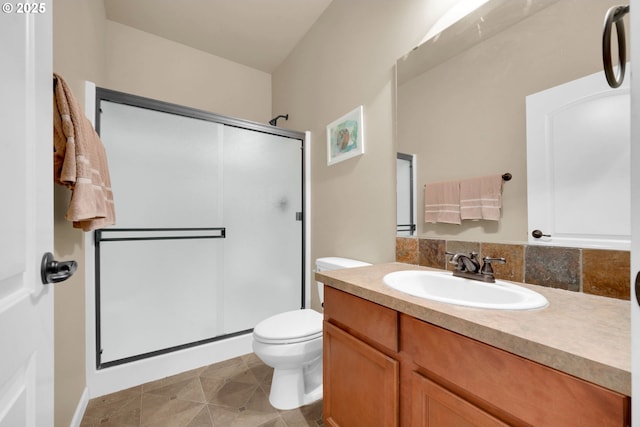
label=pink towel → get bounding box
[459,175,503,221]
[424,181,461,224]
[53,73,116,231]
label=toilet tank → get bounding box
[315,257,371,305]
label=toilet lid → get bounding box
[253,309,323,344]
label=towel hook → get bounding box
[602,5,629,88]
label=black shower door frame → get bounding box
[93,88,306,369]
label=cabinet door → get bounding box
[323,321,399,427]
[411,372,510,427]
[402,314,630,427]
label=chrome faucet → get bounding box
[447,251,481,273]
[445,251,506,283]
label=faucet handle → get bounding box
[445,251,459,265]
[446,251,482,272]
[446,251,478,259]
[480,257,506,276]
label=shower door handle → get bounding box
[41,252,77,284]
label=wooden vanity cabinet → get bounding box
[322,287,630,427]
[323,286,399,427]
[402,314,630,427]
[410,372,510,427]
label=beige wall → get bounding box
[52,1,106,426]
[272,0,452,311]
[397,0,624,244]
[52,3,272,426]
[104,21,272,123]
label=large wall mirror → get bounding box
[396,0,630,249]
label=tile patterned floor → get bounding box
[80,353,325,427]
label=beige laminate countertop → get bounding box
[315,262,631,396]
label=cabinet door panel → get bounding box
[402,315,629,427]
[412,372,510,427]
[324,321,399,427]
[324,286,398,352]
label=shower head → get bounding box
[269,114,289,126]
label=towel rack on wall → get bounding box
[602,4,630,88]
[423,173,512,187]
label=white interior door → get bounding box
[0,4,54,426]
[526,69,630,250]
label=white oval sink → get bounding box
[383,270,548,310]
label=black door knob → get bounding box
[531,229,551,239]
[41,252,77,284]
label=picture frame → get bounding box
[326,105,364,165]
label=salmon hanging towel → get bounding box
[424,181,461,224]
[53,73,116,231]
[459,174,503,221]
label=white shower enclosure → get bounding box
[94,89,304,368]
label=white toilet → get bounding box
[252,257,371,410]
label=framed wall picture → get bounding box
[326,105,364,165]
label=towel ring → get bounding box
[602,5,629,88]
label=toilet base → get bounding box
[269,364,323,410]
[269,369,322,410]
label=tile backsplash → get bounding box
[396,237,630,300]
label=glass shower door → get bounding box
[95,93,304,367]
[221,126,303,333]
[97,100,225,366]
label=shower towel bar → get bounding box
[95,227,226,242]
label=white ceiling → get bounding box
[103,0,334,73]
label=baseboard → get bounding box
[68,387,89,427]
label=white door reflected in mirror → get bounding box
[526,69,630,250]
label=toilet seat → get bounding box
[253,309,322,345]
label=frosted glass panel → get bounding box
[96,94,304,365]
[100,238,223,363]
[99,101,223,227]
[222,127,302,333]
